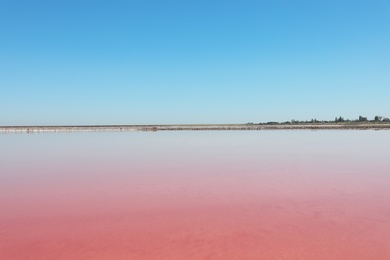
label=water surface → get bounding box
[1,131,390,259]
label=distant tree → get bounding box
[374,116,383,121]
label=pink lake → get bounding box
[1,131,390,259]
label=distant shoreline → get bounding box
[1,123,390,133]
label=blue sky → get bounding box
[1,0,389,125]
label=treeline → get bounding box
[332,115,390,123]
[247,115,390,125]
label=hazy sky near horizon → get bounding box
[1,0,389,125]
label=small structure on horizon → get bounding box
[359,116,368,122]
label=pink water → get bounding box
[1,131,390,259]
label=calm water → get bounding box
[1,131,390,259]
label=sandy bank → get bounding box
[1,124,390,133]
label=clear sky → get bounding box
[1,0,389,125]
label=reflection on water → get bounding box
[1,131,390,259]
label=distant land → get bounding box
[1,116,390,133]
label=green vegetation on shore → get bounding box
[248,115,390,125]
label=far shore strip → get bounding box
[1,124,390,133]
